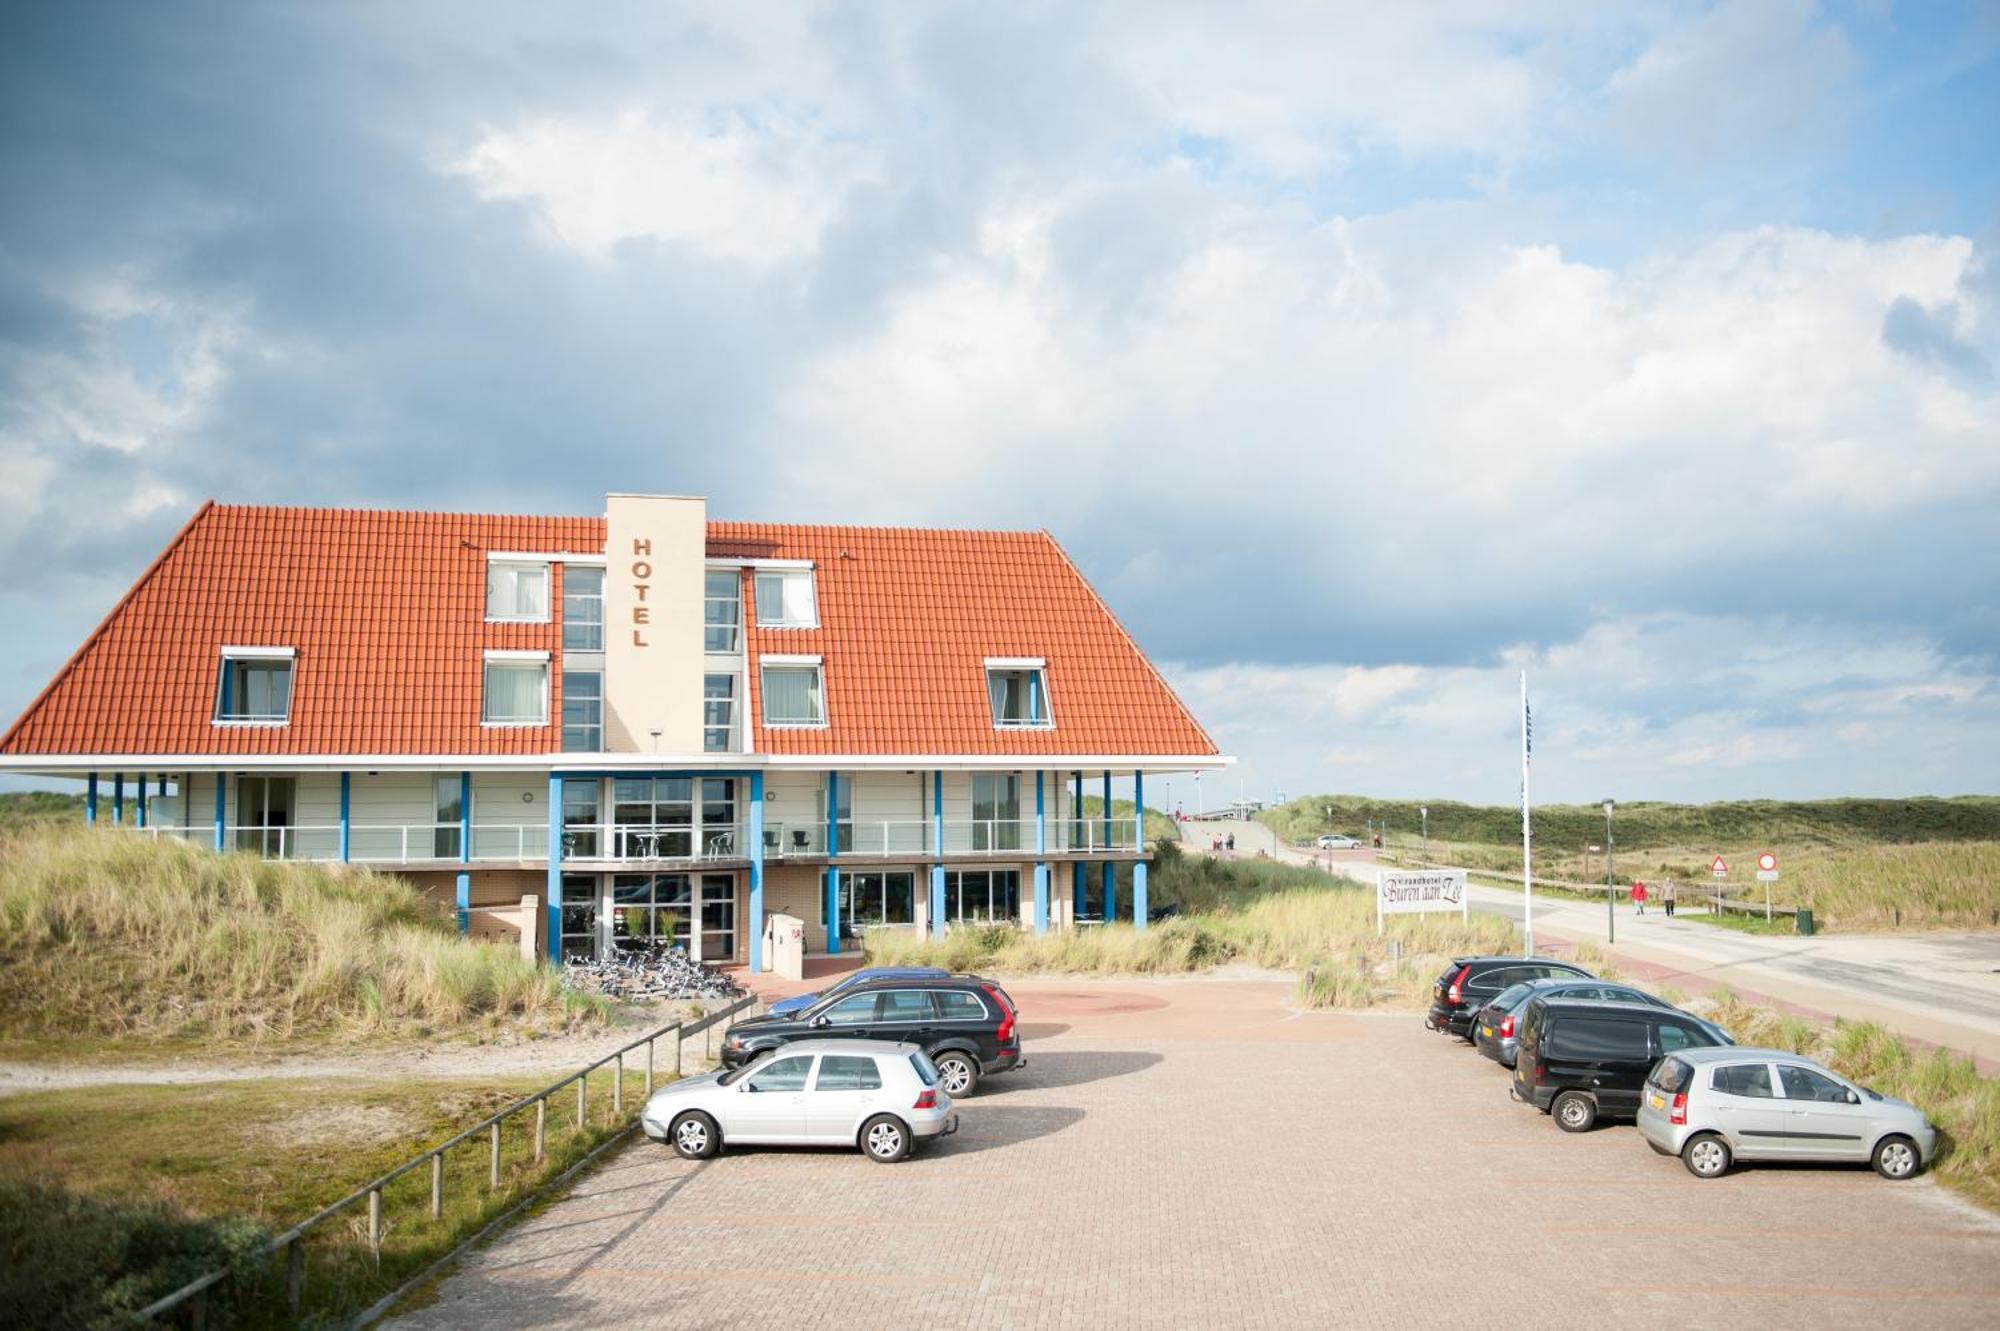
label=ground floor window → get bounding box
[840,870,918,930]
[560,872,598,962]
[944,869,1020,924]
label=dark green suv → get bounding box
[720,976,1023,1097]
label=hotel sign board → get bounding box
[1376,869,1469,933]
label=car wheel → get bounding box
[1553,1091,1597,1133]
[669,1111,720,1161]
[1682,1132,1731,1178]
[1873,1135,1922,1180]
[934,1051,980,1097]
[861,1114,911,1163]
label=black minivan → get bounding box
[1428,956,1594,1039]
[1511,998,1725,1131]
[719,976,1022,1097]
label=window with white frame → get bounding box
[754,567,817,628]
[986,658,1052,728]
[704,569,741,653]
[703,673,737,752]
[761,657,825,727]
[562,565,604,650]
[214,647,294,724]
[482,652,549,725]
[485,560,549,622]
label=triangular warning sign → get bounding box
[1710,855,1729,875]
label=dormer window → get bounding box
[754,566,817,629]
[761,655,826,728]
[214,647,294,725]
[483,650,550,726]
[486,558,549,622]
[987,658,1052,729]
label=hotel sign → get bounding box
[628,537,653,648]
[1376,869,1469,932]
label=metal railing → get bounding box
[134,993,759,1327]
[120,813,1149,866]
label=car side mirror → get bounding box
[1847,1090,1861,1105]
[811,1015,830,1028]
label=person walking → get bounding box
[1662,878,1677,917]
[1632,880,1648,916]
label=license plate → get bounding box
[1647,1093,1664,1110]
[1481,1026,1493,1038]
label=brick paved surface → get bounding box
[392,977,2000,1329]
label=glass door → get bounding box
[236,776,296,857]
[699,873,738,963]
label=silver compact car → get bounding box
[640,1039,957,1164]
[1638,1046,1937,1180]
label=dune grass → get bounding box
[867,880,1515,1010]
[0,826,600,1051]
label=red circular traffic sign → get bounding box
[1757,852,1778,872]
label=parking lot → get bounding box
[395,976,2000,1328]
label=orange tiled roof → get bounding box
[1,504,1216,759]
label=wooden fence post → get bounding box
[430,1153,444,1221]
[368,1187,382,1255]
[646,1039,655,1095]
[577,1073,587,1130]
[534,1098,546,1161]
[614,1053,624,1118]
[287,1238,303,1315]
[490,1122,502,1189]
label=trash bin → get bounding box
[1796,908,1816,936]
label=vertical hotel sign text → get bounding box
[630,538,652,647]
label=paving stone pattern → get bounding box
[392,979,2000,1329]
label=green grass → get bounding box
[0,790,86,830]
[0,1070,662,1329]
[0,825,602,1051]
[1264,793,2000,850]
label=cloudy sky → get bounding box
[3,2,1997,805]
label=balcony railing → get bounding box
[118,814,1146,864]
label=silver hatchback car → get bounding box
[1638,1046,1936,1180]
[640,1039,957,1163]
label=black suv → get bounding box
[1511,997,1726,1131]
[720,976,1023,1096]
[1428,956,1593,1039]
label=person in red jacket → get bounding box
[1632,880,1648,915]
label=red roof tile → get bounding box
[1,504,1217,759]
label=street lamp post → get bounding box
[1420,805,1429,859]
[1603,800,1616,946]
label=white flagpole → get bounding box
[1521,668,1534,955]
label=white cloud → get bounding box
[453,107,879,265]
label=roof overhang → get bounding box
[0,752,1234,776]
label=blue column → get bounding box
[1033,771,1049,935]
[1133,771,1148,932]
[749,772,767,971]
[338,772,352,863]
[545,774,564,961]
[824,770,841,955]
[456,771,472,934]
[85,773,98,826]
[1101,770,1116,924]
[135,773,148,829]
[931,771,947,938]
[113,774,125,825]
[213,773,226,851]
[1072,771,1086,919]
[1073,859,1086,921]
